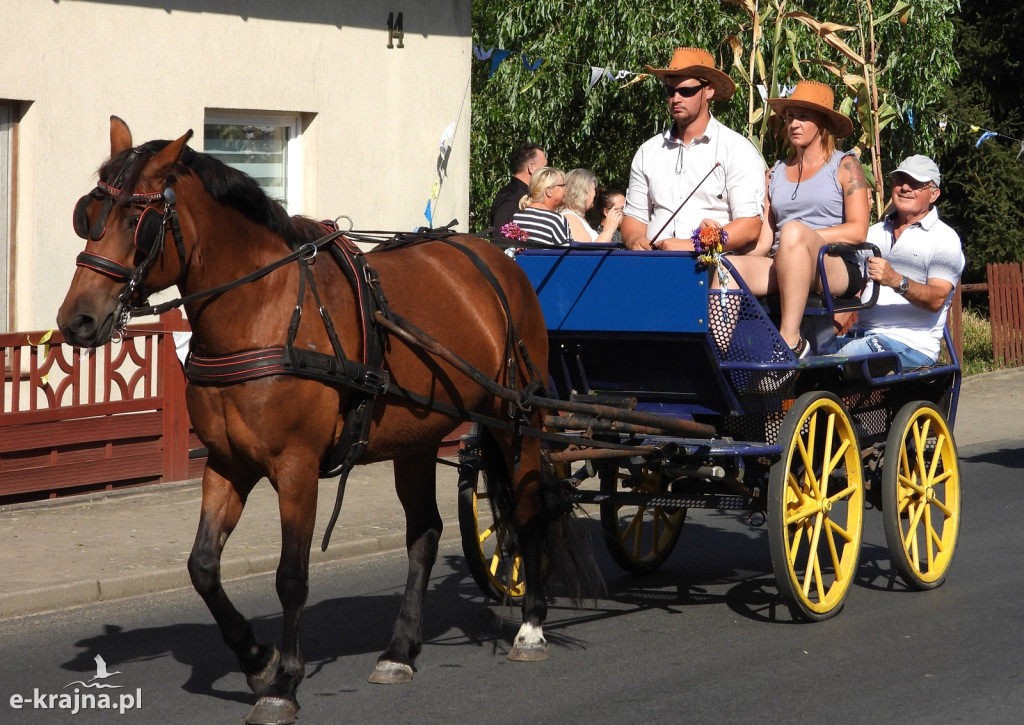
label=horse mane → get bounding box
[99,141,323,248]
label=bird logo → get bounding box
[64,654,124,689]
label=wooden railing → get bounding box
[1,310,203,504]
[1,310,468,503]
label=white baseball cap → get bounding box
[892,154,941,187]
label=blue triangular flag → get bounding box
[489,49,512,79]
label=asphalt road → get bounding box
[1,437,1021,725]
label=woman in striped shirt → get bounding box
[511,166,572,246]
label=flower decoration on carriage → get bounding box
[500,222,531,242]
[691,225,730,302]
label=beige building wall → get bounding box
[0,0,471,330]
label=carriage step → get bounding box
[569,489,749,510]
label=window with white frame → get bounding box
[0,102,14,332]
[203,112,303,215]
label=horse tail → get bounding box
[477,425,603,605]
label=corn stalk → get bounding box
[723,0,913,218]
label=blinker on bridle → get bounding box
[72,148,188,339]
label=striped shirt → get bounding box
[512,207,571,246]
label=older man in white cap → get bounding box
[838,154,965,368]
[622,47,766,252]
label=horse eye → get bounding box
[128,216,140,229]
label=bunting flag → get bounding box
[522,53,544,71]
[424,199,433,227]
[519,59,548,93]
[488,49,513,79]
[975,130,998,147]
[588,66,643,90]
[473,46,494,61]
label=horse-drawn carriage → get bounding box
[459,242,961,622]
[58,119,960,724]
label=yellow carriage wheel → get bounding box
[882,401,961,590]
[458,459,527,603]
[768,392,864,621]
[598,461,686,574]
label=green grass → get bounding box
[960,307,996,376]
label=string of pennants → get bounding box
[474,43,1024,159]
[896,97,1024,159]
[473,45,649,90]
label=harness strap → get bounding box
[186,346,389,395]
[75,252,133,282]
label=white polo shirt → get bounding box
[624,115,766,243]
[854,207,965,360]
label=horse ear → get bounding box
[110,116,133,155]
[144,129,195,180]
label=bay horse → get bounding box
[57,117,592,724]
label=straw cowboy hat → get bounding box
[644,47,736,100]
[766,80,854,139]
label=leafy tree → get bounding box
[470,0,959,231]
[937,0,1024,284]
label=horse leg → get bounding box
[369,454,443,684]
[186,468,281,693]
[507,436,552,662]
[245,469,319,725]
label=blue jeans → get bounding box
[836,332,935,369]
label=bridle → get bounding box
[72,149,188,340]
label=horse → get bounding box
[57,117,592,724]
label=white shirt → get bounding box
[855,207,965,360]
[624,115,766,243]
[562,209,598,241]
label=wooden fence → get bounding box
[1,310,203,504]
[987,262,1024,367]
[1,310,468,503]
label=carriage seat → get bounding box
[758,243,880,355]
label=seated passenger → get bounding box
[590,186,627,246]
[560,169,623,243]
[511,166,572,246]
[723,80,870,357]
[837,155,965,369]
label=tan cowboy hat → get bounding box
[766,80,854,139]
[644,47,736,100]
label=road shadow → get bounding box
[960,443,1024,469]
[58,507,918,707]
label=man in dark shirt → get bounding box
[489,142,547,240]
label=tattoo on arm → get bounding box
[841,156,868,195]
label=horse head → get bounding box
[57,116,192,347]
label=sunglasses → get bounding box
[664,81,708,98]
[891,173,934,191]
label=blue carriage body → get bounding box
[517,244,961,446]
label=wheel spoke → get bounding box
[824,520,844,583]
[801,514,824,597]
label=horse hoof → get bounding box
[245,696,299,725]
[367,660,414,684]
[245,646,281,695]
[507,639,549,662]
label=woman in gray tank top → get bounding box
[723,80,870,357]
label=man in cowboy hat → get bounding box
[837,154,964,368]
[622,47,766,252]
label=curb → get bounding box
[0,518,462,620]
